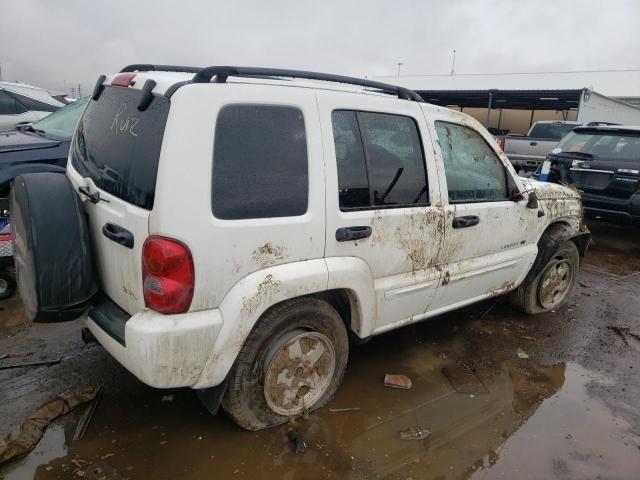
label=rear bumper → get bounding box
[582,192,640,224]
[86,294,223,388]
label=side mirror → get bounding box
[526,190,539,209]
[15,122,33,132]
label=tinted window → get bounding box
[0,90,25,115]
[332,111,370,209]
[212,105,308,220]
[529,123,577,140]
[558,130,640,160]
[435,121,508,203]
[332,110,428,210]
[10,91,57,112]
[71,86,170,210]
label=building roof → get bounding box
[414,89,582,111]
[372,70,640,99]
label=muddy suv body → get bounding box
[11,66,590,430]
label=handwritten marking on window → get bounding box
[110,103,140,137]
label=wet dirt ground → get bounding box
[1,219,639,480]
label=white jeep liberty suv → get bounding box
[10,65,590,430]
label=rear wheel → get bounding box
[221,297,349,431]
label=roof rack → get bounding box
[120,64,424,102]
[121,64,201,74]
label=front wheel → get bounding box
[221,297,349,431]
[510,240,579,315]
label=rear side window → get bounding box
[71,86,170,210]
[529,123,577,140]
[212,105,308,220]
[435,121,508,203]
[332,110,428,210]
[0,90,26,115]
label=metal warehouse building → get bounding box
[372,70,640,134]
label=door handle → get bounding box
[452,215,480,229]
[336,226,372,242]
[530,141,538,146]
[102,223,134,249]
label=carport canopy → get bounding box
[417,89,582,111]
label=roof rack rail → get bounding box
[191,66,424,102]
[120,64,201,74]
[118,64,424,102]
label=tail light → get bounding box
[142,236,194,314]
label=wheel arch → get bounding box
[532,221,591,280]
[193,258,374,389]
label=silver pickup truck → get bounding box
[504,121,581,172]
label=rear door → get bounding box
[67,85,170,314]
[426,116,538,313]
[319,91,444,333]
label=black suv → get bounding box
[546,125,640,223]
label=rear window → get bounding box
[71,86,170,210]
[212,105,308,220]
[529,123,577,140]
[557,130,640,160]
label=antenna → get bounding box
[450,49,456,75]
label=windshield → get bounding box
[556,130,640,160]
[529,123,578,140]
[32,97,89,140]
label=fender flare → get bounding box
[193,259,330,388]
[528,223,591,281]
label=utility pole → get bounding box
[71,87,75,98]
[396,62,403,76]
[0,63,3,81]
[450,49,456,75]
[78,84,82,98]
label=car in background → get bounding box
[0,96,89,197]
[0,81,65,132]
[546,125,640,223]
[503,121,581,173]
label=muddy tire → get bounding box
[510,232,579,315]
[10,173,97,322]
[0,269,16,300]
[221,297,349,431]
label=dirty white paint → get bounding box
[73,73,585,391]
[86,308,222,388]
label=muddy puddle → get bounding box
[6,344,636,479]
[3,219,639,480]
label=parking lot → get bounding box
[0,218,638,480]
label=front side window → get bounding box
[332,110,428,210]
[435,121,508,203]
[212,105,308,220]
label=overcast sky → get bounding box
[1,0,638,95]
